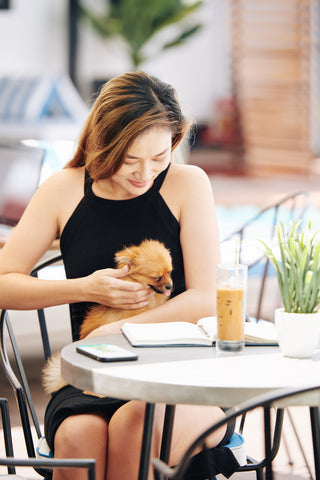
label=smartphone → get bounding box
[76,343,138,362]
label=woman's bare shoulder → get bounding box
[170,162,208,177]
[41,166,84,187]
[37,167,85,198]
[162,164,212,221]
[168,163,211,190]
[32,167,85,235]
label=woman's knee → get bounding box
[108,401,165,453]
[54,413,108,457]
[108,401,146,437]
[106,402,165,479]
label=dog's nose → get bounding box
[165,284,173,291]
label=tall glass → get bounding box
[216,264,248,352]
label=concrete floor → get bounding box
[1,155,320,478]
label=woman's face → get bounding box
[110,126,172,199]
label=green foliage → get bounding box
[79,0,203,68]
[260,221,320,314]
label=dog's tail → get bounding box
[42,352,67,394]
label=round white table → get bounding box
[61,334,320,480]
[61,334,320,407]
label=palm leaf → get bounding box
[78,0,204,68]
[162,25,203,49]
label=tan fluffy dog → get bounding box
[42,239,173,394]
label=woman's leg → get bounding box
[106,400,150,480]
[106,401,227,480]
[168,404,227,463]
[53,413,108,480]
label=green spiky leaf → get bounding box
[259,221,320,313]
[79,0,204,68]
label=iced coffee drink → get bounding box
[216,264,247,352]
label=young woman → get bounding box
[0,71,234,480]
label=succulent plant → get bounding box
[260,221,320,314]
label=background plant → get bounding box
[79,0,204,69]
[260,221,320,314]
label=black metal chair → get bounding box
[153,384,320,480]
[221,190,310,321]
[0,397,96,479]
[0,253,72,479]
[157,401,284,480]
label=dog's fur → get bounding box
[42,239,173,394]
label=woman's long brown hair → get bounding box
[66,71,190,180]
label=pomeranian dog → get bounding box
[42,239,173,394]
[80,239,173,338]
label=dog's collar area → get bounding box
[149,284,164,294]
[148,284,173,295]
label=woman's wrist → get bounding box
[72,276,92,303]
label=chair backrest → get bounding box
[0,398,95,480]
[153,384,320,480]
[220,191,310,321]
[0,253,68,478]
[0,396,96,479]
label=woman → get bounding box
[0,71,233,480]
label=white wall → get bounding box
[0,0,68,75]
[0,0,231,123]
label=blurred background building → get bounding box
[0,0,319,176]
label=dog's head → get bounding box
[115,239,173,297]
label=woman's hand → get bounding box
[85,265,154,309]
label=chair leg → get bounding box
[255,467,264,480]
[0,398,15,475]
[310,407,320,480]
[138,403,155,480]
[264,407,274,480]
[160,405,176,463]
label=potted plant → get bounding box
[260,220,320,358]
[79,0,204,71]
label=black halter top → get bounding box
[60,164,186,340]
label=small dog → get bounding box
[80,239,173,338]
[42,239,173,394]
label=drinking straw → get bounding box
[234,236,240,286]
[234,236,240,266]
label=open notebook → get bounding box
[121,317,278,347]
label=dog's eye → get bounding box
[153,276,162,282]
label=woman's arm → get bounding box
[0,172,68,309]
[0,170,153,310]
[86,165,221,337]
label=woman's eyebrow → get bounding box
[127,148,170,159]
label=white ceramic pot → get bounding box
[275,308,320,358]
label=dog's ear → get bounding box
[115,246,138,269]
[115,254,134,269]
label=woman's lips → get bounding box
[129,180,152,188]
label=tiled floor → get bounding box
[1,156,319,478]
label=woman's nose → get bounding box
[135,161,152,180]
